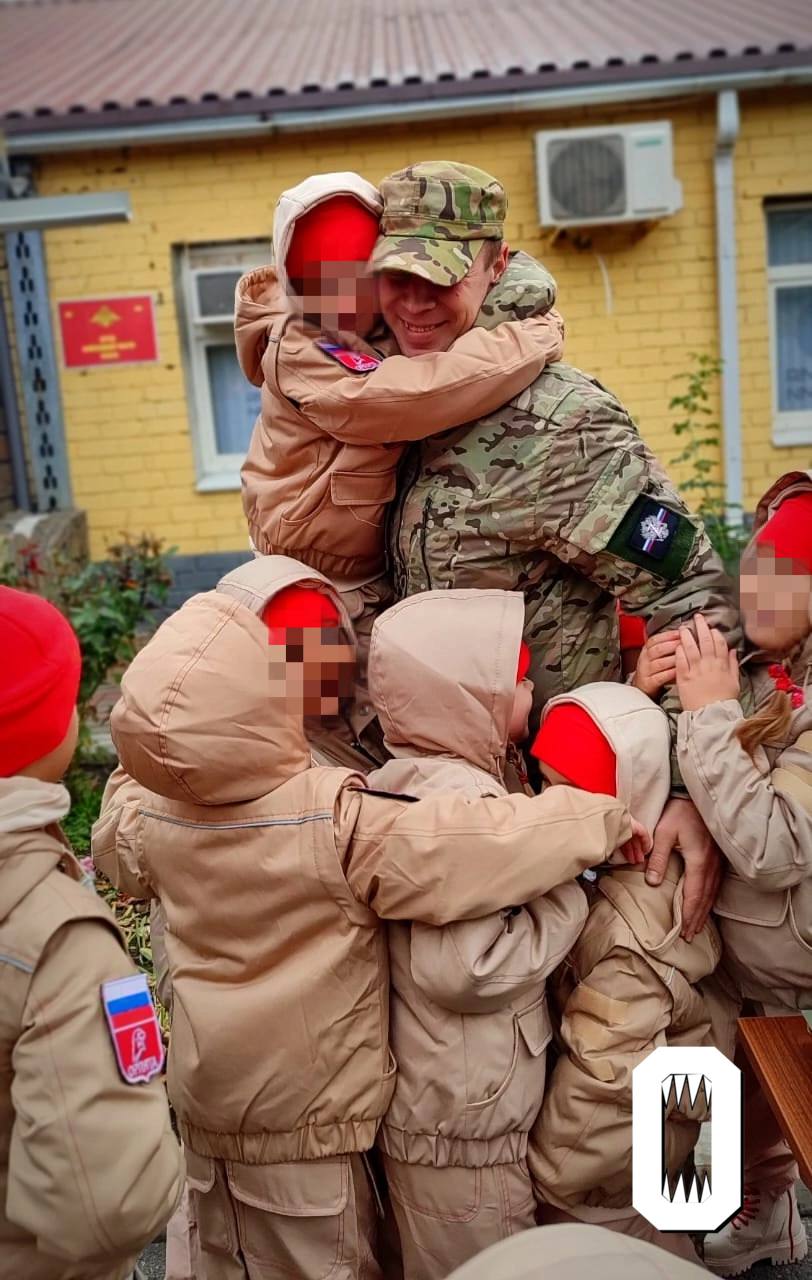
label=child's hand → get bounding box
[676,614,740,711]
[619,816,653,865]
[631,630,680,697]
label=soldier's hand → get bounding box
[646,796,723,940]
[631,630,680,698]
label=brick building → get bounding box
[1,0,811,590]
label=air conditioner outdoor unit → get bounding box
[535,121,682,228]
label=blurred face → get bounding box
[508,679,534,743]
[377,243,509,356]
[269,626,357,719]
[739,543,812,655]
[294,260,379,337]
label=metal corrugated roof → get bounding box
[1,0,811,129]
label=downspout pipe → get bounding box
[714,90,743,526]
[0,283,31,511]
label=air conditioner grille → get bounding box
[548,135,626,221]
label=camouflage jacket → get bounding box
[388,252,741,790]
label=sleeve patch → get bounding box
[315,341,380,374]
[606,494,696,582]
[101,973,165,1084]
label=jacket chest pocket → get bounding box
[331,469,397,529]
[715,876,790,927]
[464,992,552,1114]
[517,993,553,1058]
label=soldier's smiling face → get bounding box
[378,244,509,356]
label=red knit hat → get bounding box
[262,585,341,644]
[530,703,617,797]
[516,640,531,683]
[755,493,812,573]
[286,196,380,281]
[0,586,82,777]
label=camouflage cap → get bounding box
[370,161,507,286]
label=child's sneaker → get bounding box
[703,1185,808,1276]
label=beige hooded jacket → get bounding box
[0,777,183,1280]
[237,173,564,587]
[528,683,720,1217]
[367,590,591,1167]
[92,557,633,1171]
[678,468,812,1012]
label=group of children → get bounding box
[0,168,809,1280]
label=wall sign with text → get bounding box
[58,295,158,369]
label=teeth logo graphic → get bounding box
[632,1046,742,1232]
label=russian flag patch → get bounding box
[315,341,381,373]
[101,973,165,1085]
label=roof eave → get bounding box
[5,49,812,153]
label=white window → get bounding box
[767,204,812,446]
[177,242,268,490]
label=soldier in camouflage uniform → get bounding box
[373,161,739,938]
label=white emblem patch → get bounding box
[639,514,670,544]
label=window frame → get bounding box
[177,242,268,491]
[766,202,812,447]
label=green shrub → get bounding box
[669,353,750,574]
[0,533,174,720]
[1,534,173,1008]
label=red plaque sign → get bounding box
[58,295,158,368]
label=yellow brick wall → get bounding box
[32,87,811,557]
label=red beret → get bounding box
[755,493,812,573]
[0,586,81,777]
[286,196,380,280]
[262,585,341,644]
[530,703,617,797]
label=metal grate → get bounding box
[5,229,71,511]
[548,134,626,222]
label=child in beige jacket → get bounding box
[92,556,638,1280]
[236,172,563,762]
[0,587,184,1280]
[668,469,812,1276]
[364,589,651,1280]
[527,681,720,1266]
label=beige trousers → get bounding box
[186,1151,381,1280]
[740,1048,799,1196]
[382,1156,537,1280]
[703,977,800,1198]
[164,1184,199,1280]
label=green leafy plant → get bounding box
[61,763,104,854]
[1,535,173,1007]
[0,533,174,720]
[669,353,750,573]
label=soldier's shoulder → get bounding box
[518,362,633,428]
[477,250,557,327]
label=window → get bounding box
[767,204,812,445]
[178,242,268,489]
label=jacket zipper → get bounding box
[419,497,433,591]
[388,446,421,596]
